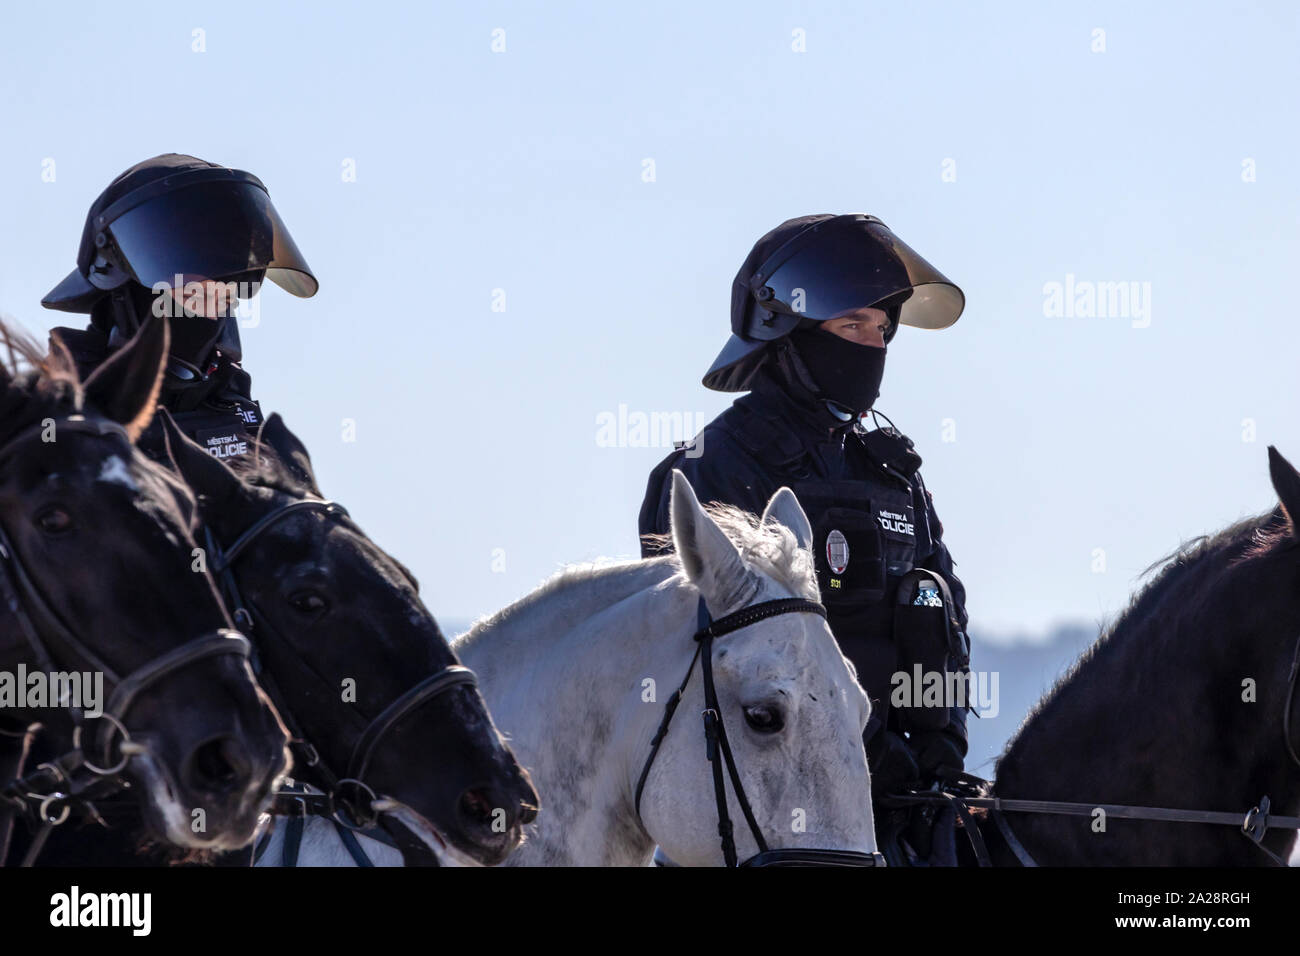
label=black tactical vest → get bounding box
[54,324,264,466]
[140,395,265,464]
[716,398,937,731]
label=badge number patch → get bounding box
[826,529,850,575]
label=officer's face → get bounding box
[156,277,243,319]
[822,306,890,348]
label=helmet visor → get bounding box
[105,180,318,298]
[749,215,962,330]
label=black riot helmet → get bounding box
[703,214,964,392]
[42,153,318,351]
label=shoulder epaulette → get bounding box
[723,402,808,470]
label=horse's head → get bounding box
[0,317,289,852]
[639,469,876,866]
[1267,447,1300,764]
[162,411,537,866]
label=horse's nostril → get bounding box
[458,787,496,826]
[185,736,252,794]
[519,802,539,825]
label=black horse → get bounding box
[0,318,289,863]
[23,407,538,866]
[956,446,1300,865]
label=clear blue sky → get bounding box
[1,0,1296,639]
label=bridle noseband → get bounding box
[634,593,886,868]
[206,495,478,853]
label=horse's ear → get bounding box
[760,486,814,552]
[44,330,79,388]
[158,407,243,504]
[82,315,168,442]
[258,413,321,496]
[669,469,751,611]
[1268,446,1300,538]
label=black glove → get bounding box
[866,729,920,796]
[905,799,958,866]
[909,730,965,784]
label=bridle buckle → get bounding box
[38,792,72,826]
[1242,795,1271,844]
[71,713,133,777]
[330,778,380,830]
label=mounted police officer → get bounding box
[41,153,318,462]
[639,213,972,866]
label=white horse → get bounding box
[260,471,877,866]
[456,470,877,866]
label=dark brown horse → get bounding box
[21,406,537,866]
[955,446,1300,866]
[0,317,289,862]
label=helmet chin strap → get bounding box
[108,287,142,337]
[773,337,820,397]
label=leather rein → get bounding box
[892,634,1300,867]
[634,593,886,867]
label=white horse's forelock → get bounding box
[463,501,817,651]
[642,500,820,603]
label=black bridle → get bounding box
[206,496,477,864]
[0,416,252,857]
[634,593,886,867]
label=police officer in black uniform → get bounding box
[639,214,971,865]
[41,153,318,459]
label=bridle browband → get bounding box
[205,495,478,861]
[0,415,252,854]
[634,593,886,868]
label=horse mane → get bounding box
[226,436,317,499]
[997,506,1289,774]
[463,502,819,648]
[463,557,677,645]
[641,502,820,602]
[0,319,83,442]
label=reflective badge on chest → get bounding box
[826,529,850,575]
[876,504,915,541]
[196,426,251,460]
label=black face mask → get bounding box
[169,313,227,368]
[788,328,887,415]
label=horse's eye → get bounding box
[744,704,784,734]
[35,507,72,535]
[289,591,328,615]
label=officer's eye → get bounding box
[35,506,73,535]
[288,591,328,615]
[744,704,785,734]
